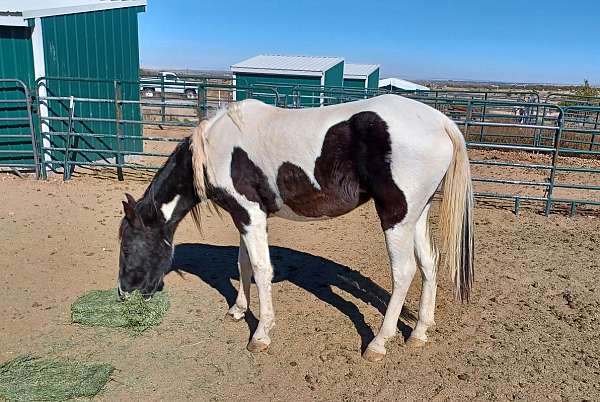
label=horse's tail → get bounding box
[439,119,474,302]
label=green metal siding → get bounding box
[41,6,143,166]
[367,69,379,89]
[235,73,322,107]
[0,26,36,166]
[343,78,365,89]
[324,61,344,88]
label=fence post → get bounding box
[479,92,487,141]
[544,109,564,216]
[160,74,166,125]
[113,80,124,181]
[591,109,599,151]
[23,85,41,179]
[62,96,75,180]
[465,100,473,141]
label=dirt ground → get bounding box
[1,163,599,401]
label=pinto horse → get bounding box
[118,94,474,362]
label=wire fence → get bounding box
[0,76,598,216]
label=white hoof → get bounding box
[226,305,246,321]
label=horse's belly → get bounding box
[272,204,333,222]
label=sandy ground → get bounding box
[1,168,599,401]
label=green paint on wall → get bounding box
[367,69,380,89]
[41,6,144,166]
[0,26,36,166]
[343,78,365,89]
[324,61,344,88]
[235,73,322,107]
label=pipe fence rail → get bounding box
[0,79,40,178]
[1,75,598,216]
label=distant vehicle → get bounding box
[140,72,199,99]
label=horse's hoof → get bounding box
[225,311,245,322]
[362,347,386,362]
[405,336,427,348]
[226,306,246,321]
[247,339,269,353]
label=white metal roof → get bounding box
[0,0,146,26]
[344,63,379,79]
[379,77,430,91]
[231,55,344,77]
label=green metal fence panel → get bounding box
[39,7,143,168]
[0,26,37,167]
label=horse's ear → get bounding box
[122,194,142,227]
[125,193,137,206]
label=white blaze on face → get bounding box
[160,195,181,222]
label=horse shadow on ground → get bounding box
[171,243,414,351]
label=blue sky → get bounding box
[138,1,600,84]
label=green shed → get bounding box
[343,63,380,92]
[0,0,146,175]
[231,55,345,107]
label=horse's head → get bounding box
[117,193,172,300]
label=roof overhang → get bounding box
[344,74,368,80]
[0,0,146,25]
[343,64,380,80]
[0,14,28,26]
[231,67,324,77]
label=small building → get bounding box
[0,0,146,174]
[231,55,345,107]
[379,77,430,91]
[343,64,380,90]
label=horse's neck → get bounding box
[140,138,199,230]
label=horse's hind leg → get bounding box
[363,222,417,362]
[406,204,438,347]
[227,235,252,321]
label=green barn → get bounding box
[231,55,345,107]
[0,0,146,176]
[343,63,380,91]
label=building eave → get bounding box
[231,67,324,77]
[19,1,147,19]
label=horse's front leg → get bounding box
[227,235,252,321]
[240,210,275,352]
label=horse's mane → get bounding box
[190,117,223,232]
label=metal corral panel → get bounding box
[41,6,144,165]
[0,26,36,166]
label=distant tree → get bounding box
[574,79,599,97]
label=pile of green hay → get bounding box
[0,355,113,401]
[71,288,170,332]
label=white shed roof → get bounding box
[231,55,344,77]
[0,0,146,26]
[344,63,379,79]
[379,77,430,91]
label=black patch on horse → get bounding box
[276,111,407,229]
[205,182,251,233]
[231,147,279,214]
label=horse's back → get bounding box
[204,95,454,223]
